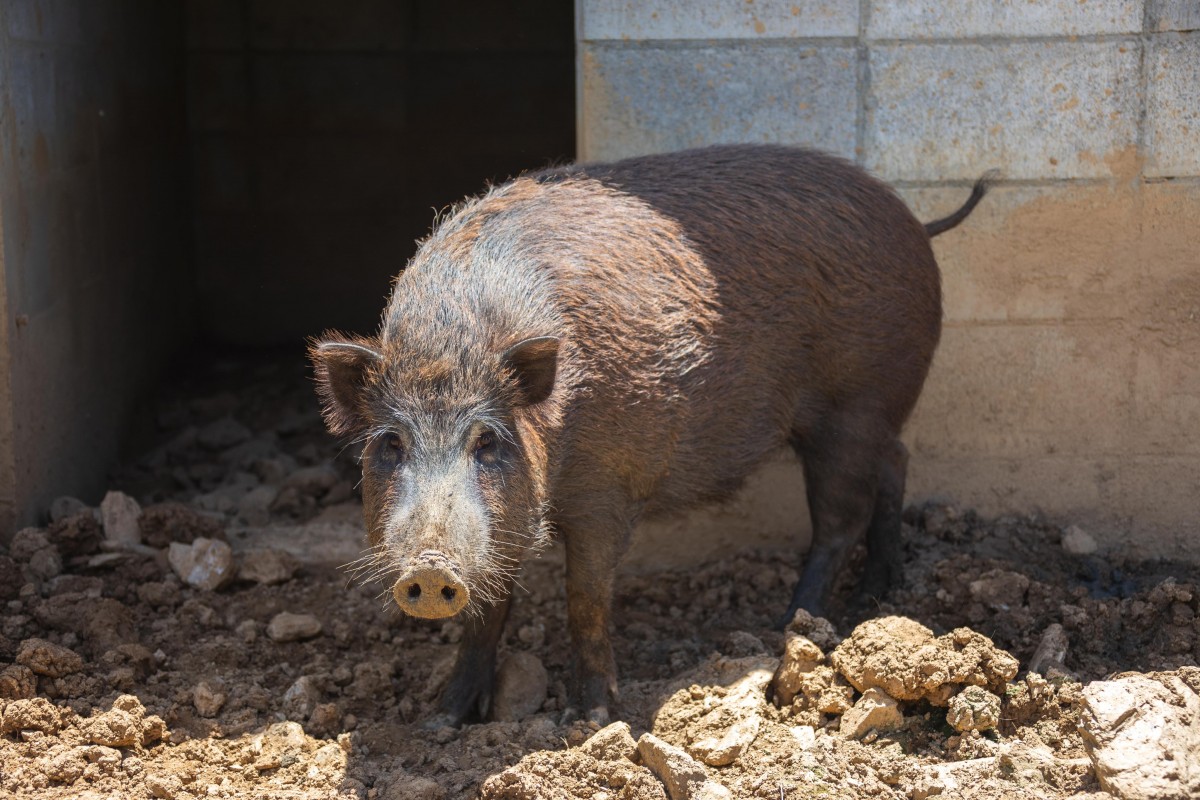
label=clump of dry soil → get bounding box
[1,353,1198,799]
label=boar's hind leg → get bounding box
[424,592,512,728]
[782,415,889,624]
[857,439,908,602]
[560,507,630,726]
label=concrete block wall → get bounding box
[580,1,1200,560]
[0,1,194,538]
[189,0,575,345]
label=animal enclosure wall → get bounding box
[0,0,575,539]
[578,0,1200,561]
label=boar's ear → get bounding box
[309,335,383,436]
[502,336,559,407]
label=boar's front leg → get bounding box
[559,506,632,726]
[424,590,512,728]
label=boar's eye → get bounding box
[474,430,499,465]
[378,433,406,464]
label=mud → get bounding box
[1,353,1197,799]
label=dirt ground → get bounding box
[1,353,1198,800]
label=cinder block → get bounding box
[252,53,407,132]
[1116,457,1200,555]
[1144,32,1200,178]
[581,0,859,41]
[1133,341,1200,456]
[5,0,82,44]
[1149,0,1200,31]
[865,40,1141,181]
[186,53,248,131]
[249,0,407,51]
[906,323,1136,460]
[580,43,857,162]
[186,0,244,50]
[897,182,1172,324]
[867,0,1142,39]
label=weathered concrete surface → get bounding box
[867,0,1142,39]
[0,1,193,540]
[579,0,1200,560]
[1145,32,1200,177]
[582,0,859,40]
[581,43,857,163]
[865,40,1142,181]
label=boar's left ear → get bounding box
[502,336,559,406]
[309,334,383,436]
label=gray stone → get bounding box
[637,732,710,800]
[581,43,857,162]
[193,680,227,718]
[48,496,89,523]
[267,612,323,642]
[838,687,904,739]
[168,538,235,591]
[238,548,299,585]
[865,40,1141,181]
[1062,525,1099,555]
[491,652,548,722]
[867,0,1141,39]
[582,0,858,40]
[1079,671,1200,799]
[1150,0,1200,31]
[100,491,143,546]
[282,676,321,721]
[237,485,279,526]
[1145,32,1200,178]
[283,463,340,496]
[579,720,638,762]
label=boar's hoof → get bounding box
[393,553,469,619]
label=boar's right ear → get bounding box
[309,335,383,436]
[502,336,559,407]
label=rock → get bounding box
[49,496,89,524]
[772,634,825,705]
[1027,623,1070,675]
[307,702,340,737]
[838,687,904,739]
[689,714,760,766]
[99,491,143,546]
[694,781,732,800]
[145,772,183,799]
[968,569,1030,609]
[238,548,299,585]
[789,725,817,749]
[137,580,182,609]
[267,612,323,642]
[10,527,52,561]
[830,616,1018,705]
[26,546,63,582]
[638,733,709,800]
[16,637,84,678]
[1,697,63,734]
[237,485,279,526]
[42,743,87,782]
[1078,670,1200,800]
[946,686,1001,732]
[579,721,638,762]
[784,608,841,651]
[492,652,548,722]
[193,680,227,718]
[197,416,252,450]
[0,665,37,700]
[282,675,321,721]
[168,537,235,591]
[83,695,145,746]
[0,555,21,601]
[1061,524,1098,555]
[283,463,340,496]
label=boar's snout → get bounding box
[393,551,469,619]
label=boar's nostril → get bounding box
[407,583,422,600]
[441,586,457,601]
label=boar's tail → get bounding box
[923,169,999,237]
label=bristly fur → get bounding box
[310,143,990,725]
